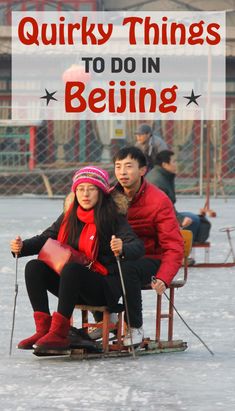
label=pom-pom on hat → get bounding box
[72,166,110,194]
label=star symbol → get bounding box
[40,89,58,106]
[183,90,201,106]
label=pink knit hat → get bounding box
[72,166,110,194]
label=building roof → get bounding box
[103,0,235,19]
[102,0,235,57]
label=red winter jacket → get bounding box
[117,179,184,286]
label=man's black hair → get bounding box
[155,150,175,166]
[113,146,147,168]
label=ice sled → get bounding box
[39,230,192,360]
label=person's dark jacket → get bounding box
[146,165,184,225]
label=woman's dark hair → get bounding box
[113,146,147,168]
[155,150,175,166]
[65,190,119,246]
[94,190,120,240]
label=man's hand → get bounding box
[151,278,166,295]
[110,235,123,257]
[181,216,192,228]
[10,236,23,254]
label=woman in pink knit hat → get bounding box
[10,166,144,356]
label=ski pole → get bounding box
[115,255,136,359]
[9,254,19,356]
[151,277,214,356]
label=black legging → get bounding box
[25,260,110,319]
[25,257,160,327]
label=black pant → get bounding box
[25,258,160,327]
[25,260,111,319]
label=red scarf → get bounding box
[57,205,108,275]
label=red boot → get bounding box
[18,312,51,350]
[33,312,70,356]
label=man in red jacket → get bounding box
[113,146,184,346]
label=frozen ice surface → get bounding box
[0,197,235,411]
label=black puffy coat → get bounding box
[19,213,145,272]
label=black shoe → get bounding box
[69,326,93,341]
[69,326,102,352]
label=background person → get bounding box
[134,123,169,171]
[147,150,201,242]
